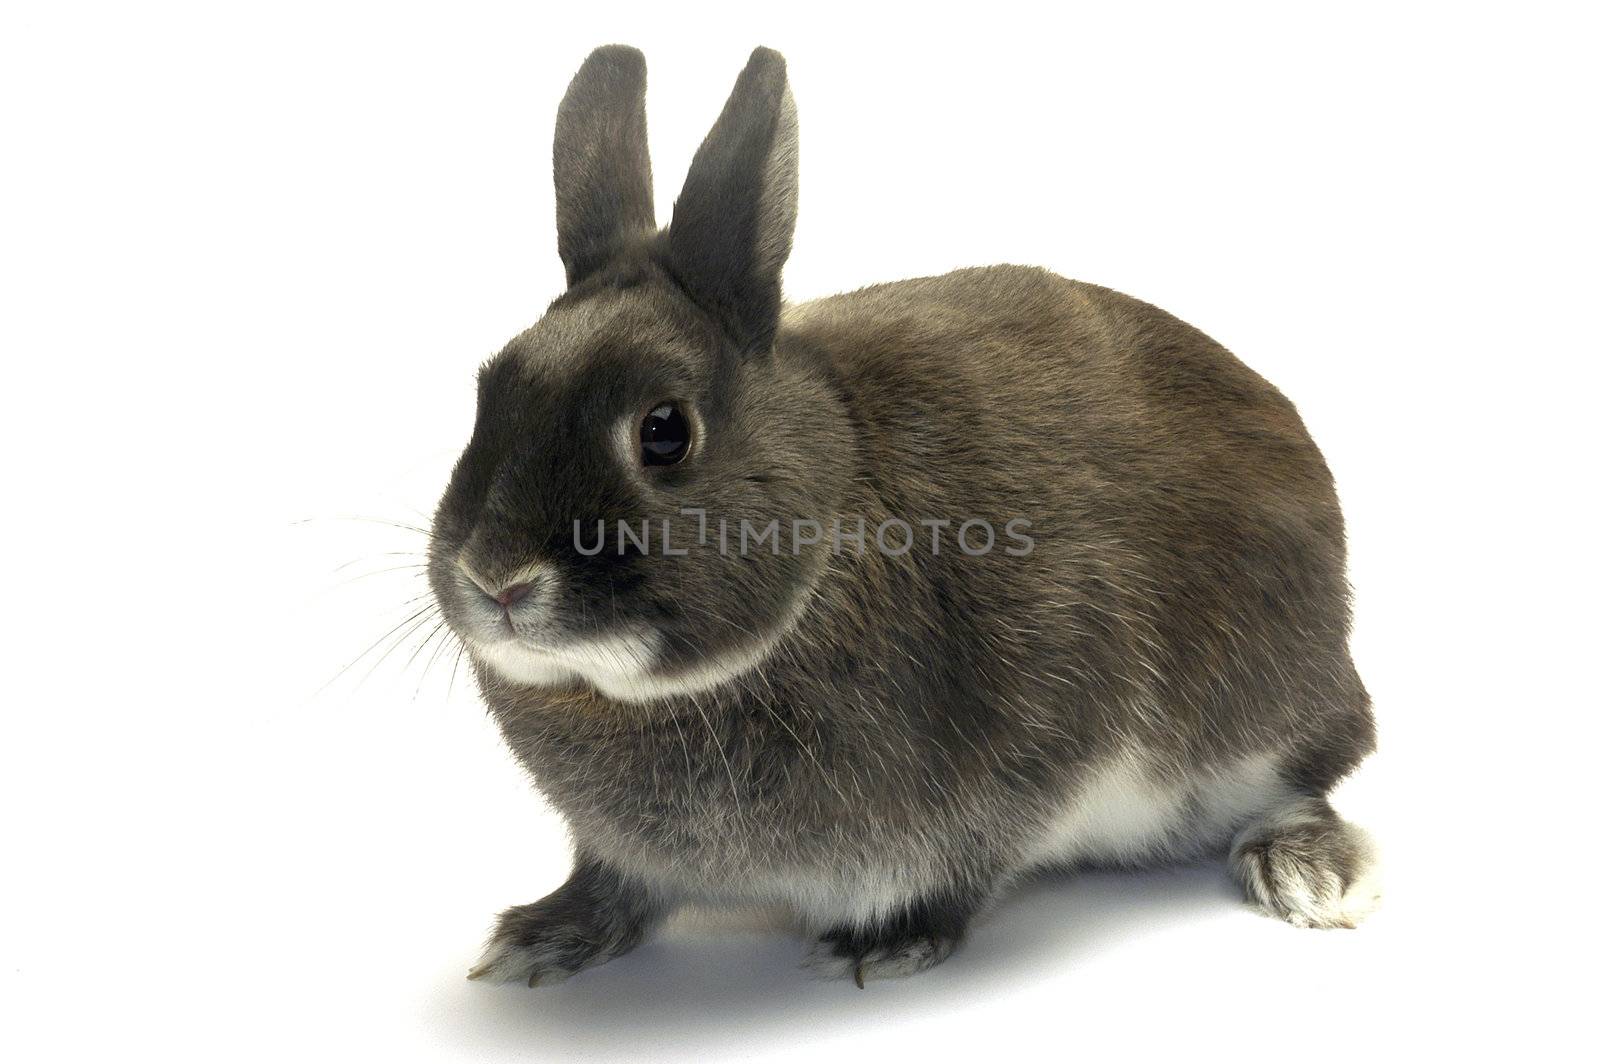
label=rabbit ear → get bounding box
[667,47,798,354]
[553,45,656,287]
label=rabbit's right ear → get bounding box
[553,45,656,287]
[666,48,797,355]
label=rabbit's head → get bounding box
[429,46,851,702]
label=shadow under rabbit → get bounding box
[422,860,1244,1060]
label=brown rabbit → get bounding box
[426,44,1378,987]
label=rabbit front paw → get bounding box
[466,859,660,986]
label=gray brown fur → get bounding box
[430,45,1378,986]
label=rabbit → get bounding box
[427,44,1379,988]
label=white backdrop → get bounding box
[3,1,1595,1060]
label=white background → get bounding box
[3,1,1596,1060]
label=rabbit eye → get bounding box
[641,401,691,466]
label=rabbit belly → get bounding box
[672,751,1292,928]
[719,867,930,930]
[1019,749,1294,871]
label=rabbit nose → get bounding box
[456,555,551,614]
[494,582,535,608]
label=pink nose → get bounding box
[494,582,535,608]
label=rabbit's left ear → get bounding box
[554,45,656,288]
[667,47,798,354]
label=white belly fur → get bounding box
[692,749,1291,929]
[1020,748,1292,871]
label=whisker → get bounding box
[292,514,437,539]
[354,605,444,691]
[331,563,432,589]
[447,639,468,699]
[331,552,429,575]
[405,616,450,675]
[408,617,459,699]
[318,601,440,696]
[417,622,464,700]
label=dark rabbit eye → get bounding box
[641,401,691,466]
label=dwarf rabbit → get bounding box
[427,44,1378,987]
